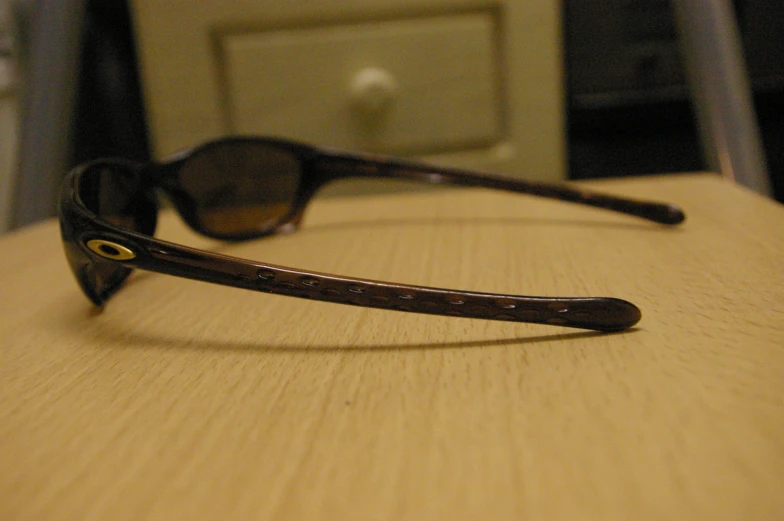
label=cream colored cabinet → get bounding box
[132,1,564,181]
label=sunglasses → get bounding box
[59,136,685,332]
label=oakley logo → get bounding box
[85,239,136,261]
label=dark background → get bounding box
[565,0,783,202]
[72,0,784,202]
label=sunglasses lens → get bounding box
[62,162,156,304]
[78,163,154,232]
[178,141,302,237]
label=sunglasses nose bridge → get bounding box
[138,159,180,190]
[140,160,209,235]
[141,159,199,212]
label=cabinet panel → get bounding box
[132,0,565,181]
[223,13,501,154]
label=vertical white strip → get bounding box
[673,0,771,196]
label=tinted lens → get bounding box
[62,162,156,305]
[178,141,302,237]
[78,163,152,231]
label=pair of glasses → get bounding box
[59,136,685,332]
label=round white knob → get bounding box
[349,67,398,113]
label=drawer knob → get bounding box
[349,67,398,114]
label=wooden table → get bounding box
[1,173,783,520]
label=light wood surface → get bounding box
[1,174,783,520]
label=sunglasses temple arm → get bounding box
[125,235,641,332]
[315,153,685,225]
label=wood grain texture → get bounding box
[1,174,783,520]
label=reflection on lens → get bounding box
[178,141,302,236]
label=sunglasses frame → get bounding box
[60,136,685,332]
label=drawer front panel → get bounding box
[221,12,502,154]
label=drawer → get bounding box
[221,12,502,154]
